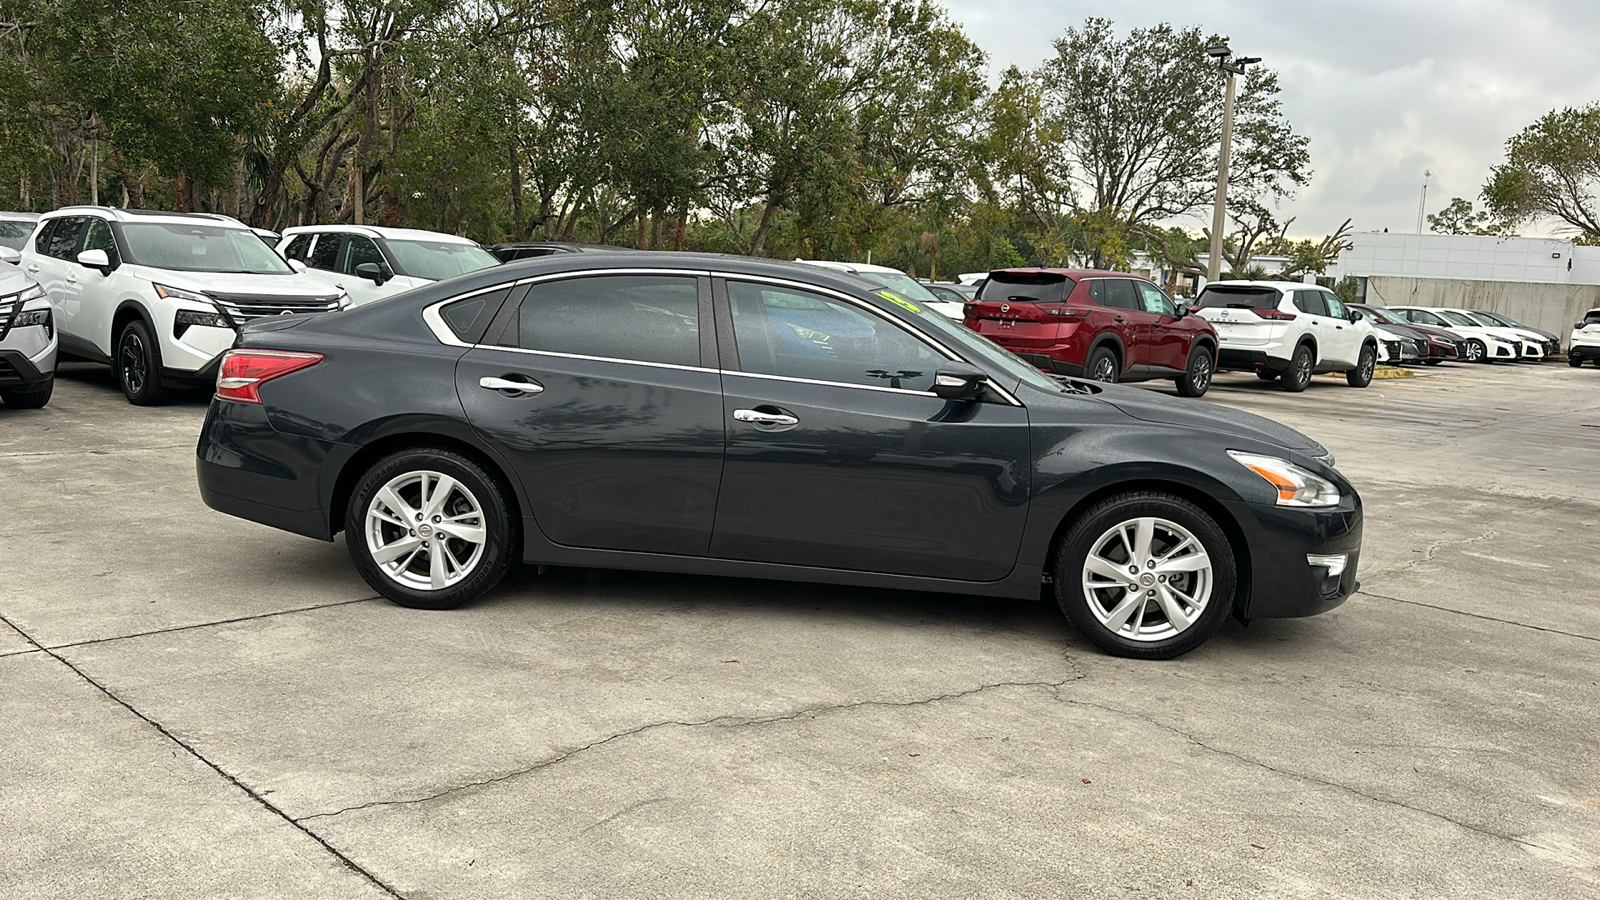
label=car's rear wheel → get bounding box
[1087,346,1119,383]
[346,448,516,610]
[1346,343,1376,387]
[1570,355,1584,368]
[117,319,167,405]
[1174,345,1214,397]
[1054,491,1237,659]
[1281,344,1314,392]
[0,378,53,409]
[1463,339,1486,363]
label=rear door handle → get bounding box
[479,376,543,395]
[1114,315,1125,322]
[733,408,799,428]
[25,265,39,273]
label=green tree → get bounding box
[1427,196,1506,236]
[1483,104,1600,240]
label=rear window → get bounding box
[1584,310,1600,324]
[977,272,1073,304]
[1194,286,1283,310]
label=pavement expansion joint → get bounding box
[294,675,1086,824]
[0,609,407,900]
[45,596,385,651]
[1360,529,1499,581]
[1356,589,1600,644]
[1058,696,1548,855]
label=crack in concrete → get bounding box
[295,670,1086,824]
[43,596,384,652]
[1361,529,1498,580]
[1357,589,1600,644]
[0,610,404,900]
[1057,695,1548,855]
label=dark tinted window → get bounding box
[976,272,1070,304]
[1090,278,1140,311]
[728,280,942,392]
[82,218,120,267]
[342,235,389,276]
[307,234,342,271]
[1194,286,1283,310]
[442,287,511,344]
[1584,310,1600,324]
[518,275,700,366]
[281,234,312,261]
[45,217,86,260]
[32,220,55,253]
[1292,290,1329,317]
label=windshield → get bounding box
[881,290,1067,395]
[1473,310,1523,328]
[851,270,943,305]
[1194,286,1282,309]
[1358,305,1402,325]
[385,240,501,281]
[120,223,293,274]
[0,220,35,251]
[1436,310,1479,327]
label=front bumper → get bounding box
[1223,495,1363,619]
[0,344,56,386]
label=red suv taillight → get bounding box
[216,349,323,404]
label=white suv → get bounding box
[278,225,501,307]
[1193,280,1379,392]
[1570,309,1600,367]
[20,207,348,405]
[793,259,965,319]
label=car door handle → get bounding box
[1114,315,1125,322]
[25,264,39,273]
[479,376,544,395]
[733,408,799,428]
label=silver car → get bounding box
[0,243,57,408]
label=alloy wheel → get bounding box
[1092,355,1117,381]
[120,332,147,395]
[365,470,488,591]
[1080,516,1213,642]
[1192,355,1212,391]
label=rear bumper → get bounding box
[1224,495,1364,620]
[1015,352,1085,377]
[1216,348,1291,371]
[195,398,344,541]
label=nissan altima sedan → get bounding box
[195,253,1362,659]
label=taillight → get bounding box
[1254,309,1298,321]
[216,349,323,404]
[1046,308,1092,318]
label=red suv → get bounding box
[963,269,1219,397]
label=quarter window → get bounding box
[307,234,342,271]
[517,275,700,367]
[727,281,942,392]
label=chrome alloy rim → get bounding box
[1359,348,1375,380]
[365,471,487,591]
[1092,355,1117,381]
[1465,341,1483,361]
[120,332,148,394]
[1191,355,1212,390]
[1081,516,1213,642]
[1294,351,1312,383]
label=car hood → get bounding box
[126,265,345,298]
[1082,381,1323,452]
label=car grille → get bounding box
[1383,339,1404,359]
[1453,340,1469,356]
[0,357,17,380]
[0,298,15,341]
[204,291,343,323]
[1414,339,1428,356]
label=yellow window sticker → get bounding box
[876,290,921,314]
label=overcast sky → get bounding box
[944,0,1600,239]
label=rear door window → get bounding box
[281,234,313,261]
[307,234,342,271]
[1090,278,1140,311]
[1292,290,1329,317]
[45,217,87,260]
[515,274,701,367]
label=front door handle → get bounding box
[479,375,544,395]
[733,408,799,428]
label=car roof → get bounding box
[280,224,479,244]
[794,259,915,276]
[39,206,253,229]
[990,267,1144,279]
[490,240,625,252]
[1201,280,1322,290]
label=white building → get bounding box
[1333,232,1600,336]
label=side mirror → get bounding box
[0,246,20,265]
[1347,309,1362,323]
[77,248,111,274]
[354,261,388,286]
[931,362,989,402]
[1175,301,1191,318]
[287,259,308,273]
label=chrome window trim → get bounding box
[420,267,1023,406]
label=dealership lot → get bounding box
[2,362,1597,898]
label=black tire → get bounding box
[1086,346,1119,383]
[1054,491,1237,660]
[0,378,53,409]
[1569,355,1584,368]
[1346,343,1376,388]
[1174,345,1214,397]
[1424,358,1443,366]
[1255,370,1278,381]
[1281,344,1314,392]
[1463,339,1486,363]
[116,319,168,405]
[345,448,517,610]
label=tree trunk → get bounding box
[650,213,664,250]
[674,205,688,251]
[749,197,781,256]
[509,130,526,241]
[636,213,648,249]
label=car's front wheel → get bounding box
[1463,339,1486,363]
[1346,343,1376,387]
[0,378,53,409]
[1570,354,1584,368]
[1054,491,1237,659]
[1174,346,1214,397]
[1281,344,1314,392]
[117,319,168,405]
[346,448,517,609]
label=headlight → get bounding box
[1228,451,1341,507]
[17,284,44,303]
[154,283,210,304]
[12,308,51,328]
[174,309,229,329]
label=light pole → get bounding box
[1416,169,1432,233]
[1206,42,1261,284]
